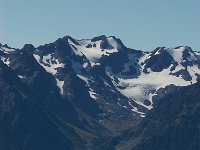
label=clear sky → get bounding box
[0,0,200,51]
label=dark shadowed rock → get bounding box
[93,43,96,47]
[0,61,83,150]
[171,69,192,81]
[63,36,80,45]
[100,36,114,49]
[91,35,106,42]
[22,44,35,53]
[144,47,174,72]
[86,43,92,48]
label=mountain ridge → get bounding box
[0,35,200,150]
[1,35,200,116]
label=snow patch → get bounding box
[33,54,64,75]
[56,78,64,94]
[77,74,90,85]
[187,65,200,83]
[128,101,145,115]
[166,47,184,63]
[1,57,10,66]
[76,74,98,100]
[18,75,26,79]
[107,62,192,110]
[107,37,121,50]
[0,47,15,53]
[75,39,118,63]
[33,54,65,94]
[89,90,98,100]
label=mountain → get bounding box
[115,81,200,150]
[0,35,200,149]
[0,60,80,150]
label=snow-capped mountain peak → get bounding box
[1,36,200,118]
[70,35,125,63]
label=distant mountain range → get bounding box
[0,35,200,150]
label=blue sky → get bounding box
[0,0,200,51]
